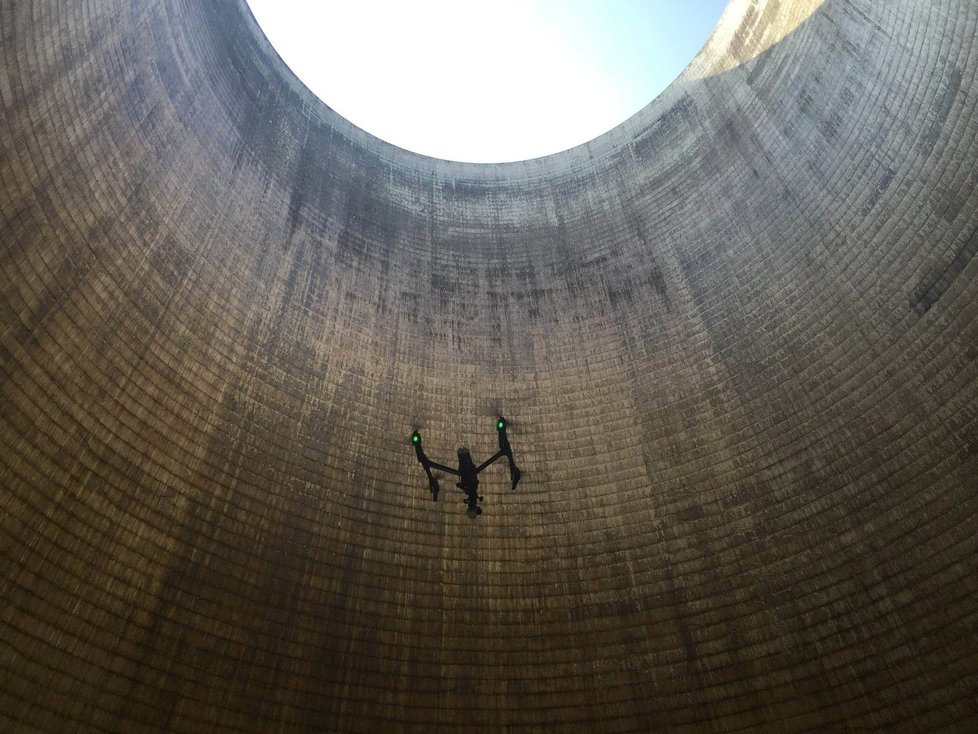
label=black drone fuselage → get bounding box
[456,448,480,512]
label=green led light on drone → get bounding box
[411,432,420,444]
[497,419,505,430]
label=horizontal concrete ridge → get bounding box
[1,0,977,731]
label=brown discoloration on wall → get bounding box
[2,0,978,731]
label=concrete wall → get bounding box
[1,0,977,730]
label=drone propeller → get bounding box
[480,402,521,430]
[482,400,503,418]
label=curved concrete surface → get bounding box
[1,0,977,730]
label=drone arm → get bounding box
[413,444,459,476]
[476,450,505,474]
[426,460,460,476]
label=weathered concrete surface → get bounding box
[1,0,977,730]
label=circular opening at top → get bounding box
[246,1,727,163]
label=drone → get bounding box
[411,417,522,519]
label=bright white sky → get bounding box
[246,1,727,163]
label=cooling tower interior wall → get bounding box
[2,0,977,730]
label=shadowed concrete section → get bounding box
[1,0,977,731]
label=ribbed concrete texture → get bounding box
[2,0,977,730]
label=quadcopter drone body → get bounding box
[411,418,522,518]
